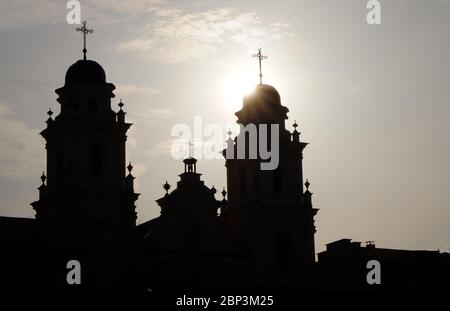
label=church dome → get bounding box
[251,84,281,105]
[236,83,288,124]
[65,60,106,85]
[255,84,280,97]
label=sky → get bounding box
[0,0,449,253]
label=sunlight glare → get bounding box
[220,64,258,114]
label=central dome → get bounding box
[254,84,280,97]
[65,60,106,85]
[235,83,288,124]
[248,83,281,106]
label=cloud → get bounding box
[0,103,45,178]
[116,7,292,63]
[124,122,148,192]
[0,0,163,31]
[146,139,177,156]
[116,83,161,97]
[142,109,183,119]
[114,84,182,120]
[88,0,163,14]
[120,101,183,121]
[154,7,183,17]
[130,162,148,192]
[0,104,12,116]
[82,0,164,25]
[0,0,62,31]
[116,39,154,53]
[0,1,291,63]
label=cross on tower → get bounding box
[252,48,268,85]
[76,21,94,60]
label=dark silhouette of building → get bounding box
[31,58,138,229]
[136,156,258,290]
[220,83,318,288]
[0,28,449,291]
[317,239,450,290]
[0,26,139,290]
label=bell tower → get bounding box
[31,22,138,229]
[221,49,318,287]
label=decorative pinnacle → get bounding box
[293,120,298,130]
[127,161,133,174]
[163,181,171,194]
[221,187,227,199]
[305,178,310,191]
[211,185,217,194]
[47,108,53,118]
[118,99,124,110]
[227,129,233,139]
[40,172,46,184]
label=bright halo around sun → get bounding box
[220,64,258,114]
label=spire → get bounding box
[252,48,268,85]
[76,21,94,61]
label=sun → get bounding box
[220,64,258,113]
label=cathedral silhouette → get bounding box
[0,25,449,292]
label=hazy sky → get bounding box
[0,0,449,253]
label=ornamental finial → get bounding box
[163,181,171,194]
[127,161,133,174]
